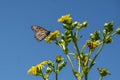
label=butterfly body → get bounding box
[32,26,50,41]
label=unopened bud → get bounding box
[116,27,120,35]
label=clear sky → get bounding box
[0,0,120,80]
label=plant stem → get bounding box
[90,42,104,69]
[71,32,80,56]
[66,54,75,72]
[76,29,79,38]
[56,63,58,80]
[99,76,103,80]
[78,58,80,73]
[86,49,92,66]
[71,31,82,62]
[71,31,83,72]
[56,72,58,80]
[111,32,116,37]
[85,73,88,80]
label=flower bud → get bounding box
[58,61,67,71]
[56,55,63,63]
[82,21,88,27]
[103,36,112,44]
[116,27,120,35]
[72,21,78,29]
[72,21,78,27]
[47,60,54,67]
[97,68,111,77]
[63,24,71,30]
[104,21,114,34]
[76,23,83,30]
[90,31,100,41]
[64,30,71,35]
[46,67,52,74]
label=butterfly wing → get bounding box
[32,26,50,41]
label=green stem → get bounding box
[56,63,58,80]
[71,32,80,55]
[110,32,116,37]
[76,29,79,38]
[81,44,86,54]
[78,58,80,73]
[56,72,58,80]
[71,31,83,72]
[90,43,104,69]
[85,73,88,80]
[66,54,75,72]
[99,76,103,80]
[86,49,92,66]
[41,71,46,80]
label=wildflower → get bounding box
[46,30,60,43]
[86,40,100,50]
[27,61,48,76]
[37,61,48,70]
[58,14,72,24]
[27,66,38,76]
[39,61,48,65]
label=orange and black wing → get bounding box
[32,26,50,41]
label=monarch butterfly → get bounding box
[31,25,50,41]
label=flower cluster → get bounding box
[45,30,60,43]
[28,14,120,80]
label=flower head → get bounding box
[37,61,48,70]
[46,30,60,43]
[58,14,72,24]
[86,40,100,50]
[27,66,38,76]
[27,61,48,76]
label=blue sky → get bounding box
[0,0,120,80]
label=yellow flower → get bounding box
[27,61,48,76]
[86,40,100,50]
[37,61,48,70]
[40,61,48,65]
[27,66,38,76]
[58,14,72,24]
[46,30,60,43]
